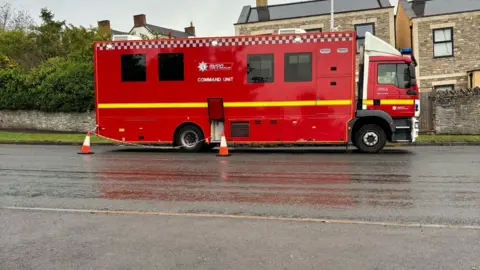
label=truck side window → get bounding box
[247,54,274,83]
[121,54,146,82]
[159,53,184,81]
[377,64,410,89]
[284,52,312,82]
[378,64,397,85]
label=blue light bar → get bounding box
[400,48,413,54]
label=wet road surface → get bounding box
[1,145,480,269]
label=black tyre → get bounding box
[175,125,205,152]
[351,140,357,148]
[354,124,387,153]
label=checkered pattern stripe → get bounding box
[97,33,353,51]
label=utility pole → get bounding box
[330,0,335,31]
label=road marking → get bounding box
[2,206,479,230]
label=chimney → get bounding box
[98,20,111,34]
[184,21,196,36]
[133,14,147,27]
[256,0,268,7]
[412,0,427,17]
[256,0,270,22]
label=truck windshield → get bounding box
[377,64,410,89]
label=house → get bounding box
[396,0,480,92]
[235,0,395,50]
[129,14,195,39]
[97,14,195,40]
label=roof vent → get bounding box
[112,35,142,41]
[277,28,307,35]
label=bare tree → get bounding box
[0,1,34,32]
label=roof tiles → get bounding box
[237,0,392,24]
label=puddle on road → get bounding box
[89,157,415,209]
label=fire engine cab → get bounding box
[93,29,420,153]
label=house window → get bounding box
[377,64,410,88]
[433,28,453,58]
[121,54,146,82]
[284,52,312,82]
[159,53,184,81]
[355,23,375,53]
[247,54,274,83]
[434,84,454,92]
[305,28,322,33]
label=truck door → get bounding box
[314,45,354,142]
[283,52,319,142]
[372,63,401,99]
[371,62,413,117]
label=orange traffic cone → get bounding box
[217,131,231,157]
[78,131,94,155]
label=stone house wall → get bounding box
[412,11,480,92]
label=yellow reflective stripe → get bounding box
[380,99,415,105]
[224,101,317,107]
[98,103,208,109]
[317,100,352,106]
[363,100,374,106]
[98,99,416,109]
[363,99,415,105]
[98,100,352,109]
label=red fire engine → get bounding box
[93,30,420,153]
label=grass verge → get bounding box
[415,135,480,144]
[0,131,112,145]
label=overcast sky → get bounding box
[9,0,398,37]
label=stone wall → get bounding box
[0,110,95,133]
[413,11,480,92]
[434,88,480,135]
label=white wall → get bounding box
[129,26,154,38]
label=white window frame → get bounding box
[434,84,455,92]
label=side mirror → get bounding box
[410,78,417,86]
[407,89,418,96]
[409,64,416,78]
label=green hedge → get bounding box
[0,56,95,113]
[0,66,34,110]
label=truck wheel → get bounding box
[354,124,386,153]
[175,125,205,152]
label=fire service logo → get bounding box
[198,62,233,72]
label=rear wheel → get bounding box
[354,124,386,153]
[175,125,205,152]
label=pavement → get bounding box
[1,144,479,269]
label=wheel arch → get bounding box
[173,122,205,146]
[349,111,395,142]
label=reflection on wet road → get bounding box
[1,145,479,225]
